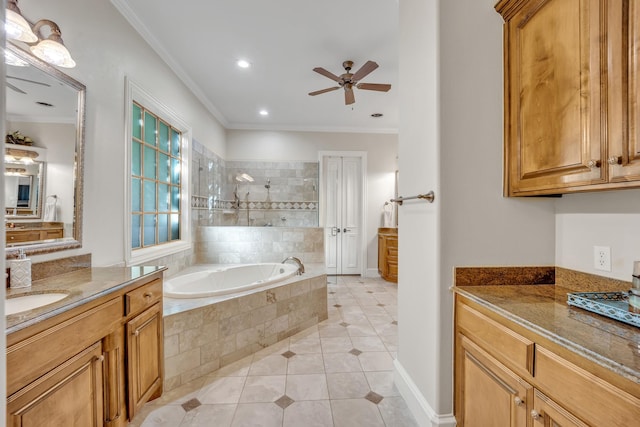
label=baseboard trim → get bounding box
[393,359,457,427]
[365,268,381,278]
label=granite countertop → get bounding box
[6,266,166,335]
[455,284,640,385]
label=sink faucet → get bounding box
[282,256,305,275]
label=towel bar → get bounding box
[390,191,435,205]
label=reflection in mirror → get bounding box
[5,43,85,256]
[5,159,44,217]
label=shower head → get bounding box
[265,179,271,189]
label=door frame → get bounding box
[318,151,367,277]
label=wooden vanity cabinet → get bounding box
[378,228,398,283]
[454,297,640,427]
[125,279,164,419]
[7,341,105,427]
[6,224,64,244]
[457,334,532,427]
[496,0,640,195]
[6,271,165,427]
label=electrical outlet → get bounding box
[593,246,611,272]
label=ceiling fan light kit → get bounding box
[309,60,391,105]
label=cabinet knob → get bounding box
[144,292,153,299]
[531,410,541,420]
[96,355,105,363]
[586,159,601,169]
[607,156,622,165]
[514,396,524,406]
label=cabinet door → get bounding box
[7,341,104,427]
[455,334,532,427]
[608,1,640,181]
[531,389,589,427]
[502,0,605,195]
[127,302,163,419]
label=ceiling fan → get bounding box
[309,60,391,105]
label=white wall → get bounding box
[556,189,640,280]
[19,0,226,266]
[226,129,398,273]
[396,0,557,424]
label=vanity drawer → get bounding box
[535,345,640,426]
[125,279,162,316]
[6,230,41,243]
[456,302,534,376]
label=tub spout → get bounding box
[282,256,305,275]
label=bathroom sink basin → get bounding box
[5,293,69,315]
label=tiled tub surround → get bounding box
[195,226,324,265]
[163,266,328,391]
[190,141,319,227]
[453,266,640,384]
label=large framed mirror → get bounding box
[4,43,85,256]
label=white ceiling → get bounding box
[112,0,399,133]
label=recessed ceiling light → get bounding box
[237,59,251,69]
[371,113,383,118]
[259,109,269,116]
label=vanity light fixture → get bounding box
[5,49,29,67]
[5,167,27,175]
[29,20,76,68]
[4,0,76,68]
[5,147,39,164]
[5,0,37,43]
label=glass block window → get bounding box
[131,102,182,250]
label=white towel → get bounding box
[43,197,57,222]
[383,202,395,228]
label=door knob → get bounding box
[586,159,601,168]
[607,156,622,165]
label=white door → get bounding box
[323,156,362,275]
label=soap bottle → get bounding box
[9,249,31,289]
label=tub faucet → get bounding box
[282,256,305,275]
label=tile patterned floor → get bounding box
[129,276,418,427]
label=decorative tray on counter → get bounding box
[567,291,640,328]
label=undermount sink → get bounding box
[5,293,69,315]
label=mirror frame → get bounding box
[4,159,45,218]
[5,43,85,257]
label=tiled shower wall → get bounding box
[191,141,319,227]
[195,226,324,264]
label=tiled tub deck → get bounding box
[163,270,328,391]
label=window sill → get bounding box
[127,241,191,266]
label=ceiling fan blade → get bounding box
[7,75,51,87]
[309,86,340,96]
[345,87,355,105]
[351,61,379,82]
[313,67,342,83]
[6,82,27,94]
[356,83,391,92]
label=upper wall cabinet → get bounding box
[496,0,640,196]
